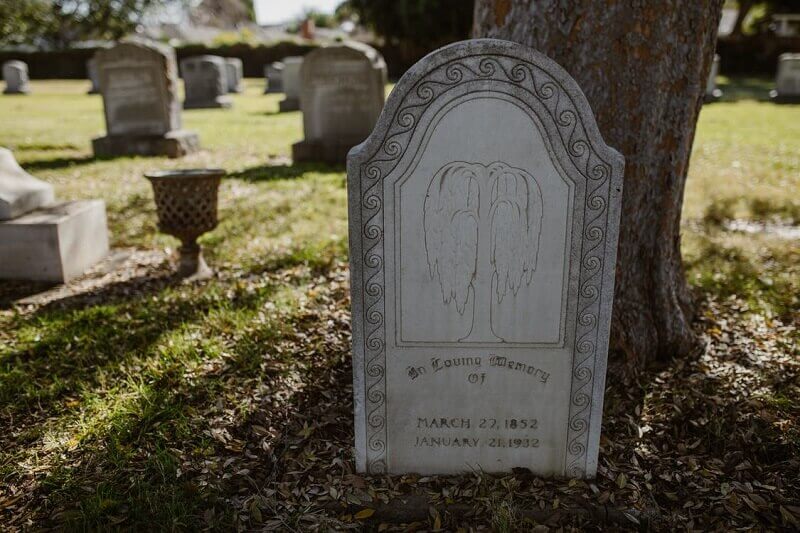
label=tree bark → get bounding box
[473,0,724,367]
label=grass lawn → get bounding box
[0,78,798,530]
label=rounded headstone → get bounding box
[95,39,183,136]
[292,42,387,163]
[3,60,30,95]
[347,39,624,479]
[278,56,304,112]
[264,61,284,94]
[180,55,232,109]
[704,53,722,103]
[87,57,100,94]
[225,57,243,93]
[775,53,800,99]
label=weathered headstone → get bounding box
[87,57,100,94]
[264,61,284,94]
[225,57,243,93]
[181,55,232,109]
[771,53,800,103]
[293,42,387,164]
[92,39,200,158]
[704,54,722,103]
[3,60,30,95]
[348,39,624,478]
[0,148,54,220]
[0,148,109,282]
[278,56,303,112]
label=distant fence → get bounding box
[0,41,318,80]
[717,35,800,76]
[0,40,422,80]
[2,35,797,81]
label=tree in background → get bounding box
[190,0,255,28]
[343,0,473,49]
[0,0,52,48]
[0,0,179,49]
[474,1,725,369]
[303,9,336,29]
[0,0,254,49]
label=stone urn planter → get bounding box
[145,168,224,279]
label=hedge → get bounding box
[1,35,797,81]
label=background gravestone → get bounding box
[181,55,232,109]
[0,147,54,220]
[348,39,624,478]
[264,61,284,94]
[293,42,386,164]
[0,147,108,282]
[3,60,30,95]
[705,54,722,103]
[87,57,100,94]
[225,58,243,93]
[278,56,303,112]
[771,53,800,103]
[92,39,200,158]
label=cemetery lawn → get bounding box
[0,78,798,530]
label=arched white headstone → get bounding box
[348,39,624,478]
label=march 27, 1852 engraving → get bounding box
[348,39,624,478]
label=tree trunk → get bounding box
[463,178,501,343]
[473,0,724,367]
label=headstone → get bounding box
[771,53,800,103]
[278,56,303,112]
[181,55,232,109]
[264,62,284,94]
[773,14,800,37]
[87,57,100,94]
[348,39,624,478]
[92,38,200,158]
[0,148,109,282]
[0,147,54,220]
[293,42,387,164]
[3,60,30,95]
[704,54,722,103]
[225,57,243,93]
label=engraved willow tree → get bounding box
[423,161,543,342]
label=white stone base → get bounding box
[0,200,109,282]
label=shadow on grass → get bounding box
[22,155,97,172]
[685,230,798,320]
[259,109,298,117]
[14,245,797,529]
[13,142,82,152]
[227,161,344,182]
[0,280,60,309]
[0,271,292,528]
[0,272,191,412]
[29,270,351,529]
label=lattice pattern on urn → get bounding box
[150,179,220,238]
